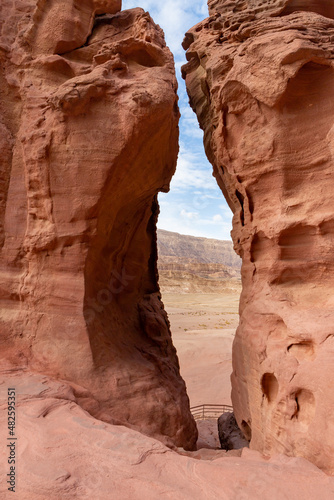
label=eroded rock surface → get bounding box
[0,0,197,450]
[183,0,334,472]
[1,372,334,499]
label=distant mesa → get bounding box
[157,229,241,293]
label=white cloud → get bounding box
[158,212,232,240]
[170,147,217,192]
[122,1,233,241]
[180,209,199,220]
[123,0,208,58]
[180,109,203,139]
[219,203,233,214]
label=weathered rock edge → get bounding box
[0,0,197,450]
[183,0,334,472]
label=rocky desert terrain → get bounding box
[157,229,241,410]
[158,229,241,293]
[157,230,242,450]
[1,0,334,498]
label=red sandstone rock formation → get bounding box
[183,0,334,473]
[2,371,334,499]
[0,0,197,450]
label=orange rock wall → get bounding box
[183,0,334,472]
[0,1,197,450]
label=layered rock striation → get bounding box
[158,229,241,268]
[183,0,334,472]
[0,0,196,450]
[157,229,241,293]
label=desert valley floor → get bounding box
[163,292,240,408]
[161,290,241,449]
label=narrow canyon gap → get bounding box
[2,1,334,497]
[182,0,334,473]
[0,0,197,450]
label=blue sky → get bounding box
[123,0,233,240]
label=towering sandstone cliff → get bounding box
[183,0,334,472]
[0,0,197,450]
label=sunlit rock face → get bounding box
[0,0,197,450]
[183,0,334,472]
[3,373,334,500]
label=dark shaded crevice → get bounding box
[246,189,254,215]
[290,389,315,425]
[241,420,252,441]
[287,340,315,360]
[235,189,245,226]
[147,195,160,295]
[261,373,279,403]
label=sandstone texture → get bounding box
[1,372,334,499]
[183,0,334,473]
[0,0,197,450]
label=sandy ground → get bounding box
[161,291,241,449]
[162,292,240,408]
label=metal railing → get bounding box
[190,404,233,421]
